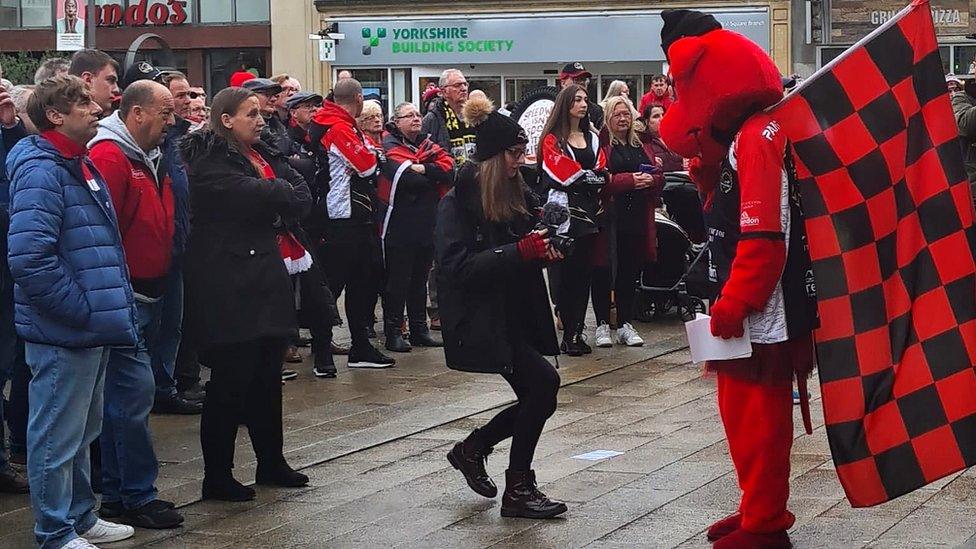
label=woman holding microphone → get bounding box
[437,95,567,519]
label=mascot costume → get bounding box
[658,10,818,549]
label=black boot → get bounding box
[384,321,412,353]
[447,430,497,498]
[256,460,309,487]
[501,470,567,519]
[409,323,443,347]
[560,331,587,357]
[202,474,255,501]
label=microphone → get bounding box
[541,201,570,227]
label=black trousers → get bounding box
[199,337,287,477]
[297,262,337,368]
[318,225,383,348]
[592,233,646,326]
[175,266,201,391]
[383,244,433,329]
[477,343,560,471]
[550,235,594,339]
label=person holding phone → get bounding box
[437,95,567,519]
[592,96,664,348]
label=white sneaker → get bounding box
[62,539,99,549]
[79,519,134,544]
[616,323,645,347]
[594,323,613,348]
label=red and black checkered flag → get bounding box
[769,0,976,507]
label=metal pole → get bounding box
[86,0,96,48]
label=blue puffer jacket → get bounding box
[6,135,138,348]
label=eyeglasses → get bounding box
[445,81,469,89]
[396,112,422,120]
[505,147,527,159]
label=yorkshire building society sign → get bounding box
[335,10,770,65]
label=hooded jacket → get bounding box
[6,132,138,348]
[178,130,311,349]
[89,111,175,298]
[378,123,455,249]
[309,101,379,226]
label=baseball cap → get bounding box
[285,91,323,110]
[559,62,592,80]
[946,73,964,84]
[123,60,163,88]
[242,78,283,95]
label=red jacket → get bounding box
[638,91,674,117]
[89,140,175,296]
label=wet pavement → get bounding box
[2,317,976,548]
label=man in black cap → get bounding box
[242,78,289,154]
[558,62,603,130]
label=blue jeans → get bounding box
[151,268,183,400]
[101,299,160,509]
[25,343,108,549]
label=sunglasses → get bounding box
[505,146,527,159]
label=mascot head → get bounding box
[659,9,783,167]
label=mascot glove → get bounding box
[688,157,721,195]
[710,295,750,339]
[517,232,549,262]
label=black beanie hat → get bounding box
[462,96,528,161]
[660,9,722,58]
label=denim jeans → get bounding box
[101,299,160,509]
[151,268,183,400]
[25,342,108,549]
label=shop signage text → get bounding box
[93,0,188,27]
[830,0,970,41]
[361,25,515,56]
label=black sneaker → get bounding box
[313,364,337,378]
[281,368,299,381]
[560,333,587,357]
[177,382,206,402]
[348,345,396,368]
[152,394,203,415]
[121,499,184,529]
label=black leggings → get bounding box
[550,235,594,339]
[591,233,646,326]
[297,261,339,368]
[318,225,383,348]
[199,337,287,477]
[383,244,433,328]
[477,344,560,471]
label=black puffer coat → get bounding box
[435,162,559,374]
[179,131,311,349]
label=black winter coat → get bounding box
[435,162,559,374]
[179,131,312,349]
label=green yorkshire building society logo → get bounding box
[360,26,515,56]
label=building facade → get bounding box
[0,0,271,89]
[309,0,793,110]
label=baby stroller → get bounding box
[635,172,716,322]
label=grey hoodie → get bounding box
[88,111,162,183]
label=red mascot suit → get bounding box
[659,10,818,549]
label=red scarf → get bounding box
[245,148,312,275]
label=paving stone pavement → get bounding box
[3,317,976,548]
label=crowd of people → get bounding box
[0,49,684,547]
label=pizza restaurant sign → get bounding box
[829,0,972,41]
[93,0,188,27]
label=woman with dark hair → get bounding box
[640,103,685,172]
[179,87,312,501]
[592,96,665,348]
[538,84,608,356]
[438,95,566,519]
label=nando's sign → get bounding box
[93,0,188,27]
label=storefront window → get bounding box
[504,78,548,105]
[234,0,266,22]
[199,0,231,22]
[952,45,975,76]
[0,0,51,27]
[206,48,266,93]
[469,76,501,106]
[199,0,265,23]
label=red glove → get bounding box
[516,232,548,262]
[688,157,721,196]
[710,295,751,339]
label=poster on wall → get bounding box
[55,0,86,52]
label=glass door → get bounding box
[503,78,549,105]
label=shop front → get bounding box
[318,6,779,112]
[0,0,271,91]
[820,0,976,74]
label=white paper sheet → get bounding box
[684,314,753,363]
[571,450,625,461]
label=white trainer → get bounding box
[616,323,645,347]
[594,323,613,348]
[62,538,99,549]
[78,519,134,544]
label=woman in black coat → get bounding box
[180,87,312,502]
[436,95,566,519]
